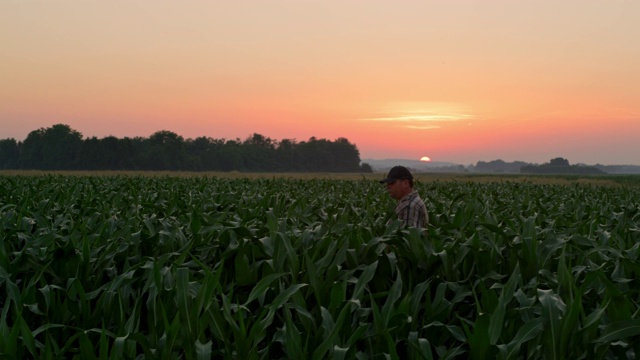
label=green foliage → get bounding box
[3,124,370,172]
[0,175,639,358]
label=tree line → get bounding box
[0,124,373,172]
[520,157,606,175]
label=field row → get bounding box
[1,175,639,359]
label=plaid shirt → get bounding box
[395,190,428,229]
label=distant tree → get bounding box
[7,123,371,172]
[76,136,103,170]
[332,137,362,172]
[298,137,334,172]
[185,137,213,171]
[0,138,20,169]
[45,124,83,169]
[521,157,605,175]
[203,138,227,170]
[215,139,244,171]
[102,136,136,170]
[549,157,570,167]
[20,124,82,170]
[275,139,300,171]
[243,133,277,171]
[127,137,147,170]
[137,130,188,170]
[76,135,134,170]
[360,162,373,173]
[19,128,45,169]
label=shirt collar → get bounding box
[399,189,418,202]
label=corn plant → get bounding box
[0,174,639,359]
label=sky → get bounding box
[1,1,639,165]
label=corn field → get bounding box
[1,174,640,359]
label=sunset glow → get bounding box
[1,1,639,165]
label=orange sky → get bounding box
[1,1,639,165]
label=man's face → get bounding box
[385,179,410,200]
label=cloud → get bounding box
[361,114,471,122]
[359,112,473,130]
[406,125,441,130]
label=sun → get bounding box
[420,156,431,162]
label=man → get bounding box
[380,165,429,230]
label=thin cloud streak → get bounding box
[406,125,440,130]
[359,112,474,130]
[361,114,473,122]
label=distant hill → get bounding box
[472,159,531,173]
[594,164,640,174]
[362,158,465,173]
[521,158,606,175]
[363,158,640,174]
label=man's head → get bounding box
[380,166,414,200]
